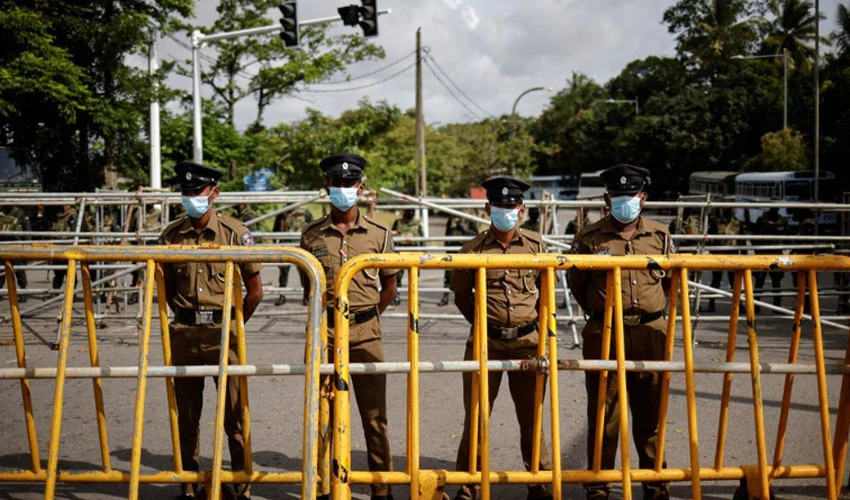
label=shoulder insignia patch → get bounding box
[312,246,329,258]
[597,247,611,256]
[241,232,254,246]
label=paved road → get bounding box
[1,262,849,500]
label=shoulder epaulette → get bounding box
[302,215,329,233]
[363,215,391,232]
[161,216,187,237]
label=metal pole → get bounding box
[149,28,162,188]
[510,86,546,176]
[191,30,203,164]
[635,96,639,115]
[414,28,428,238]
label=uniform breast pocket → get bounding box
[522,269,538,293]
[485,269,505,287]
[208,263,228,294]
[318,255,334,283]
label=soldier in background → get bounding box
[390,209,423,306]
[439,214,477,307]
[521,207,541,232]
[0,206,31,301]
[51,204,86,290]
[753,207,787,310]
[703,208,741,312]
[232,203,256,224]
[273,206,313,306]
[128,204,163,304]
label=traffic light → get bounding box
[278,0,298,47]
[358,0,378,37]
[337,5,360,26]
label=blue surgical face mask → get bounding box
[181,194,212,219]
[610,194,642,223]
[490,206,520,232]
[329,186,360,211]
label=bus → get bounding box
[578,169,606,199]
[689,171,737,198]
[734,170,838,230]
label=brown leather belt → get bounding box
[590,310,663,326]
[487,320,538,340]
[326,307,378,328]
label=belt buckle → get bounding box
[623,315,641,327]
[196,310,214,326]
[500,326,518,340]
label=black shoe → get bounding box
[437,293,450,307]
[275,294,286,306]
[17,294,28,303]
[173,494,194,500]
[558,301,567,310]
[316,495,329,500]
[642,483,669,500]
[585,487,609,500]
[528,496,553,500]
[302,296,308,306]
[128,294,138,305]
[699,302,715,313]
[390,296,400,306]
[371,496,394,500]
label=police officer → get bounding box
[568,164,673,500]
[159,161,264,500]
[450,175,552,500]
[300,153,397,500]
[390,209,423,306]
[439,215,478,307]
[274,206,314,306]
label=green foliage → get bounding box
[743,127,809,171]
[763,0,829,74]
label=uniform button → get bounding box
[198,269,203,274]
[507,290,512,295]
[199,287,203,292]
[632,280,637,285]
[510,306,515,311]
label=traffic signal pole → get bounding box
[190,8,391,163]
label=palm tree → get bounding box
[831,3,850,60]
[763,0,830,73]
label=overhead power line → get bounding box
[315,50,417,85]
[425,52,494,118]
[423,58,481,120]
[299,61,416,93]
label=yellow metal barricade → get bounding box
[330,253,850,500]
[0,245,328,500]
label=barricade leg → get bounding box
[80,263,112,472]
[808,270,838,499]
[714,271,743,471]
[611,267,632,500]
[545,268,563,500]
[156,264,184,474]
[654,271,679,472]
[4,260,41,473]
[44,260,77,500]
[128,260,156,500]
[678,268,702,500]
[408,267,421,500]
[475,267,491,500]
[209,262,236,500]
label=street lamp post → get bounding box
[510,86,551,175]
[732,49,788,130]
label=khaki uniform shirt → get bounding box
[450,228,545,327]
[568,216,673,315]
[301,211,399,309]
[158,210,262,312]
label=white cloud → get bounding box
[160,0,843,129]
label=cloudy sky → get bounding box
[162,0,843,129]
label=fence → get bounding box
[331,253,850,500]
[0,245,326,500]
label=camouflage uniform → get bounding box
[273,207,313,306]
[51,207,83,289]
[439,215,478,307]
[0,207,30,298]
[754,209,788,308]
[390,212,423,305]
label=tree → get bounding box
[0,0,192,191]
[194,0,385,129]
[663,0,761,75]
[763,0,829,74]
[743,127,809,170]
[832,3,850,60]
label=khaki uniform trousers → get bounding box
[455,330,552,500]
[582,316,667,494]
[322,315,392,497]
[170,322,249,497]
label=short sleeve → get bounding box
[234,225,263,276]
